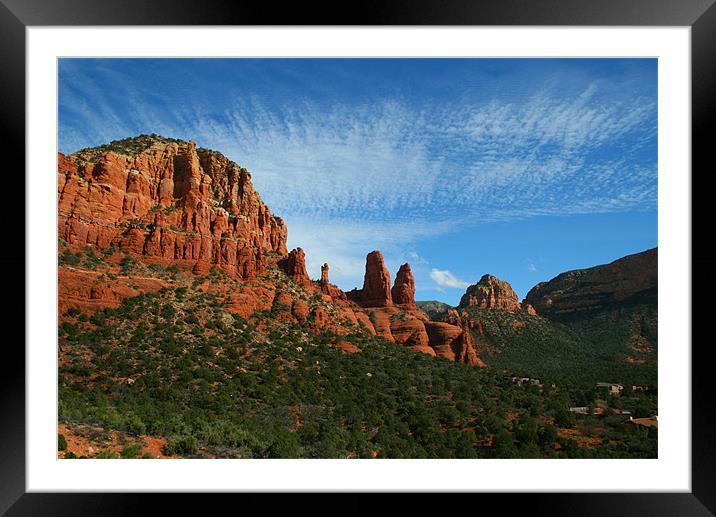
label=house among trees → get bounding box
[507,377,542,388]
[596,382,624,395]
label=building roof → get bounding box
[629,417,658,428]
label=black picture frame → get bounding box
[2,0,714,514]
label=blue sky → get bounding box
[58,58,657,305]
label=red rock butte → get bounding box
[459,274,522,312]
[58,137,287,279]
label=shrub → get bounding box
[58,434,67,451]
[64,307,81,318]
[126,413,146,436]
[165,435,198,456]
[59,250,81,266]
[95,450,119,459]
[121,443,143,459]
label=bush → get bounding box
[95,450,119,459]
[121,443,143,459]
[59,250,81,266]
[554,408,576,428]
[58,434,67,451]
[126,414,146,436]
[165,435,198,456]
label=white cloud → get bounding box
[430,269,472,290]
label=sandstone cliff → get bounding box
[58,135,287,279]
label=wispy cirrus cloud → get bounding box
[58,59,657,298]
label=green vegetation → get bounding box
[58,284,657,459]
[120,443,143,459]
[95,450,120,459]
[59,249,82,267]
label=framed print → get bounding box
[3,0,715,514]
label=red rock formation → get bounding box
[58,268,167,315]
[333,340,361,354]
[390,316,430,348]
[452,318,485,367]
[318,262,348,301]
[365,307,397,341]
[459,274,521,312]
[359,251,393,307]
[279,248,311,287]
[292,300,309,323]
[523,303,537,316]
[391,263,416,308]
[58,136,287,280]
[320,263,330,291]
[423,322,464,361]
[224,284,276,319]
[354,312,377,335]
[310,306,329,329]
[58,137,489,368]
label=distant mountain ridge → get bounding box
[524,248,657,316]
[415,300,452,319]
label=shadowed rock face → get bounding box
[279,248,311,287]
[58,136,287,279]
[524,248,657,316]
[392,263,416,308]
[360,250,393,307]
[459,274,521,312]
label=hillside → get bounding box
[449,251,658,386]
